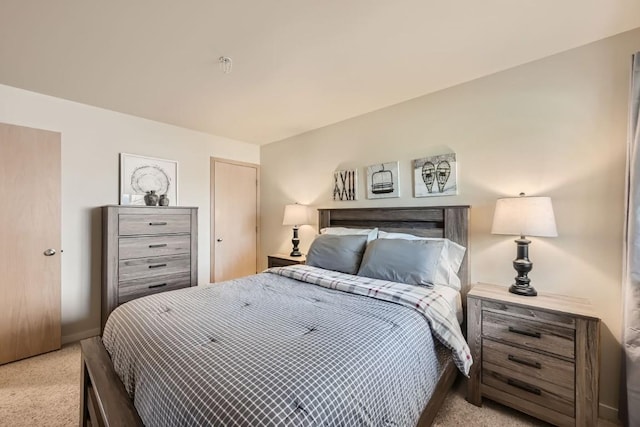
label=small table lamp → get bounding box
[491,193,558,296]
[282,204,310,257]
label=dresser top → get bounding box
[468,282,598,320]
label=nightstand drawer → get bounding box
[483,300,576,328]
[482,339,574,390]
[482,366,575,417]
[119,235,191,259]
[267,254,306,268]
[119,214,191,236]
[483,310,575,359]
[269,258,301,267]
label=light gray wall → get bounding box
[0,83,260,342]
[261,27,640,416]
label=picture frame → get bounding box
[413,153,457,197]
[333,169,358,201]
[120,153,178,205]
[366,161,400,199]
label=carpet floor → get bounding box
[0,343,615,426]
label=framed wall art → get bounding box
[120,153,178,205]
[366,161,400,199]
[333,169,358,201]
[413,153,457,197]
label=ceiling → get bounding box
[1,1,639,145]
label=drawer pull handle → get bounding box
[149,222,168,226]
[508,326,541,339]
[148,283,167,289]
[507,378,541,395]
[148,263,167,269]
[508,354,542,369]
[149,244,168,248]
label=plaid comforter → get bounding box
[103,267,467,426]
[269,265,472,375]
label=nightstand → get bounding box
[267,253,306,268]
[466,283,600,427]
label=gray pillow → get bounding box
[306,234,368,274]
[357,238,444,286]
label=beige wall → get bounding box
[0,83,260,342]
[261,27,640,416]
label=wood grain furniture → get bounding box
[267,253,306,268]
[0,123,61,365]
[466,283,600,426]
[82,205,469,427]
[101,205,198,331]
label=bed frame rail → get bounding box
[80,337,142,426]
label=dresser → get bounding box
[267,253,306,268]
[102,205,198,331]
[467,283,600,427]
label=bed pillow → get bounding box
[357,238,443,286]
[377,231,466,290]
[320,227,378,243]
[306,234,368,274]
[377,231,465,270]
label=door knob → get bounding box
[44,249,56,256]
[216,238,223,242]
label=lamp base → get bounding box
[290,226,302,257]
[509,237,537,297]
[509,283,538,296]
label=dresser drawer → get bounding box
[482,310,575,359]
[119,254,190,281]
[119,214,191,236]
[119,235,191,259]
[482,339,574,390]
[118,272,192,304]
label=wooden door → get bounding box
[210,158,259,282]
[0,122,61,364]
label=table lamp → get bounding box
[491,193,558,296]
[282,204,309,257]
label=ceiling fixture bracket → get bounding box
[218,56,233,74]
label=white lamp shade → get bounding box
[491,196,558,237]
[282,204,310,226]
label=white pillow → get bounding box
[320,227,378,243]
[377,231,466,290]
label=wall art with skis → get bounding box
[333,169,358,201]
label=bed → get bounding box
[80,206,470,426]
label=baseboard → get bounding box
[599,402,619,424]
[61,327,100,345]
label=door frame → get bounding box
[210,157,260,283]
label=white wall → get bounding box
[261,27,640,417]
[0,84,260,342]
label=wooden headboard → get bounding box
[318,206,470,298]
